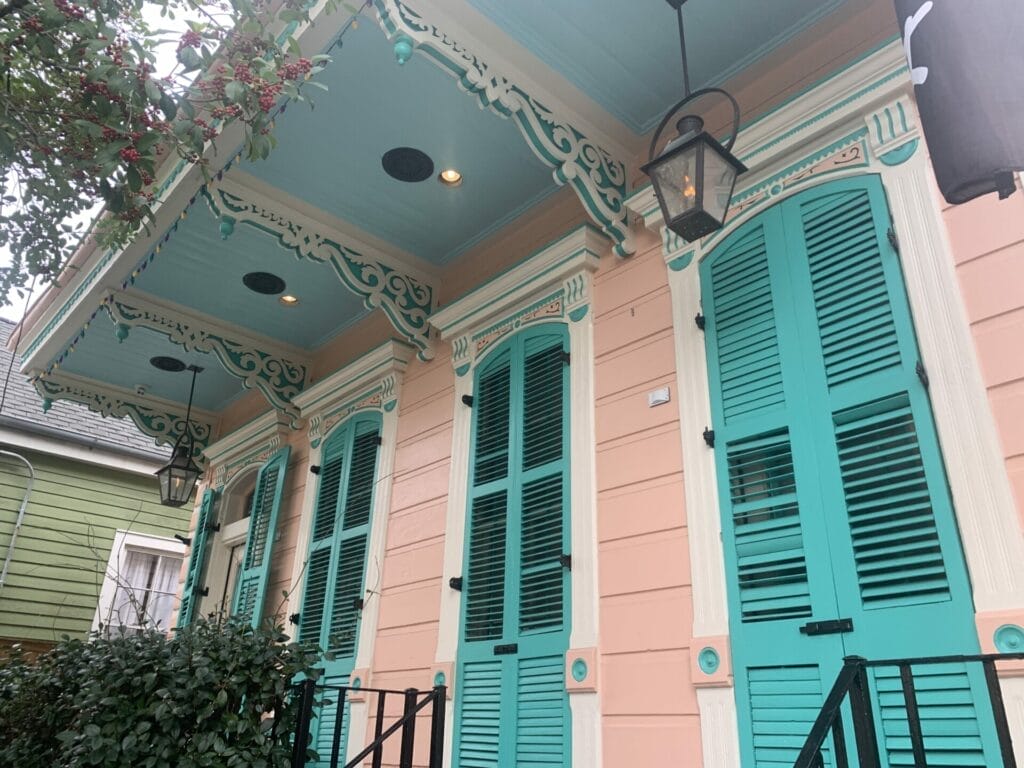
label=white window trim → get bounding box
[431,223,607,768]
[288,339,416,763]
[92,530,187,636]
[627,39,1024,768]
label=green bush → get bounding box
[0,620,321,768]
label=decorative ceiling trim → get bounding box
[204,181,436,359]
[32,371,214,455]
[372,0,633,258]
[103,292,308,425]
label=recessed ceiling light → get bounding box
[149,356,187,372]
[242,271,286,295]
[438,169,463,187]
[279,294,300,306]
[381,147,434,183]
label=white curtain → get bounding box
[106,550,182,634]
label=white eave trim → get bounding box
[431,223,609,341]
[0,427,163,476]
[292,339,415,420]
[202,410,290,468]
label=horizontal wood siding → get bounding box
[0,447,185,645]
[943,180,1024,529]
[592,228,699,764]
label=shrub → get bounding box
[0,620,321,768]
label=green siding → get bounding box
[0,447,188,645]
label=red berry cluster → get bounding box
[178,30,202,52]
[54,0,86,19]
[276,57,313,82]
[119,147,141,163]
[20,16,44,33]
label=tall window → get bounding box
[93,531,185,636]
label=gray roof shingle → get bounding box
[0,319,169,460]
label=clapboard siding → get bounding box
[943,190,1024,530]
[0,447,185,647]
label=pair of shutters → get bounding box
[298,414,381,765]
[703,176,992,766]
[456,327,572,768]
[177,446,292,629]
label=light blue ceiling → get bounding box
[59,325,243,412]
[243,20,557,264]
[131,204,371,350]
[466,0,847,135]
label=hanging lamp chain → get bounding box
[676,2,691,99]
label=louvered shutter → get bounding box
[232,446,291,626]
[457,327,571,768]
[300,445,345,644]
[177,488,218,628]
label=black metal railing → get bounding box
[290,681,446,768]
[794,652,1024,768]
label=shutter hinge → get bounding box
[310,464,321,475]
[448,576,463,591]
[352,597,365,611]
[289,613,300,625]
[887,227,900,254]
[695,313,706,331]
[174,533,192,546]
[375,435,383,446]
[558,553,572,570]
[197,586,209,597]
[703,427,715,448]
[461,394,474,408]
[207,522,220,533]
[560,350,571,365]
[916,360,930,389]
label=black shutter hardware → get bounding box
[558,554,572,570]
[310,464,321,475]
[289,613,301,625]
[461,394,474,407]
[703,427,715,448]
[174,533,192,546]
[448,576,463,591]
[695,313,706,330]
[916,360,930,389]
[887,227,900,254]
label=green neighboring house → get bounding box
[0,319,191,654]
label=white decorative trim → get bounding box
[879,153,1024,612]
[31,370,215,455]
[1004,677,1024,761]
[372,0,632,256]
[203,411,290,489]
[432,223,604,768]
[863,94,921,162]
[696,688,742,768]
[106,290,310,424]
[205,177,437,359]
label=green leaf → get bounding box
[126,166,142,192]
[160,94,178,121]
[177,46,202,72]
[224,81,246,104]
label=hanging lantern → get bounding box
[156,365,203,507]
[642,0,747,242]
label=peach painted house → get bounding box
[10,0,1024,766]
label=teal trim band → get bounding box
[697,647,721,675]
[880,139,919,166]
[994,624,1024,653]
[570,658,588,683]
[568,305,589,322]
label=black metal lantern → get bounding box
[156,365,203,507]
[642,0,747,242]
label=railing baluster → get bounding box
[899,664,927,768]
[373,691,387,768]
[983,659,1019,768]
[848,661,881,768]
[429,686,447,768]
[399,688,417,768]
[832,707,849,768]
[329,686,349,768]
[292,679,318,768]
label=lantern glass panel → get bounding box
[156,446,201,507]
[701,143,740,226]
[649,142,701,223]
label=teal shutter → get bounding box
[704,176,998,768]
[232,446,291,627]
[298,413,382,767]
[455,326,571,768]
[177,488,218,628]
